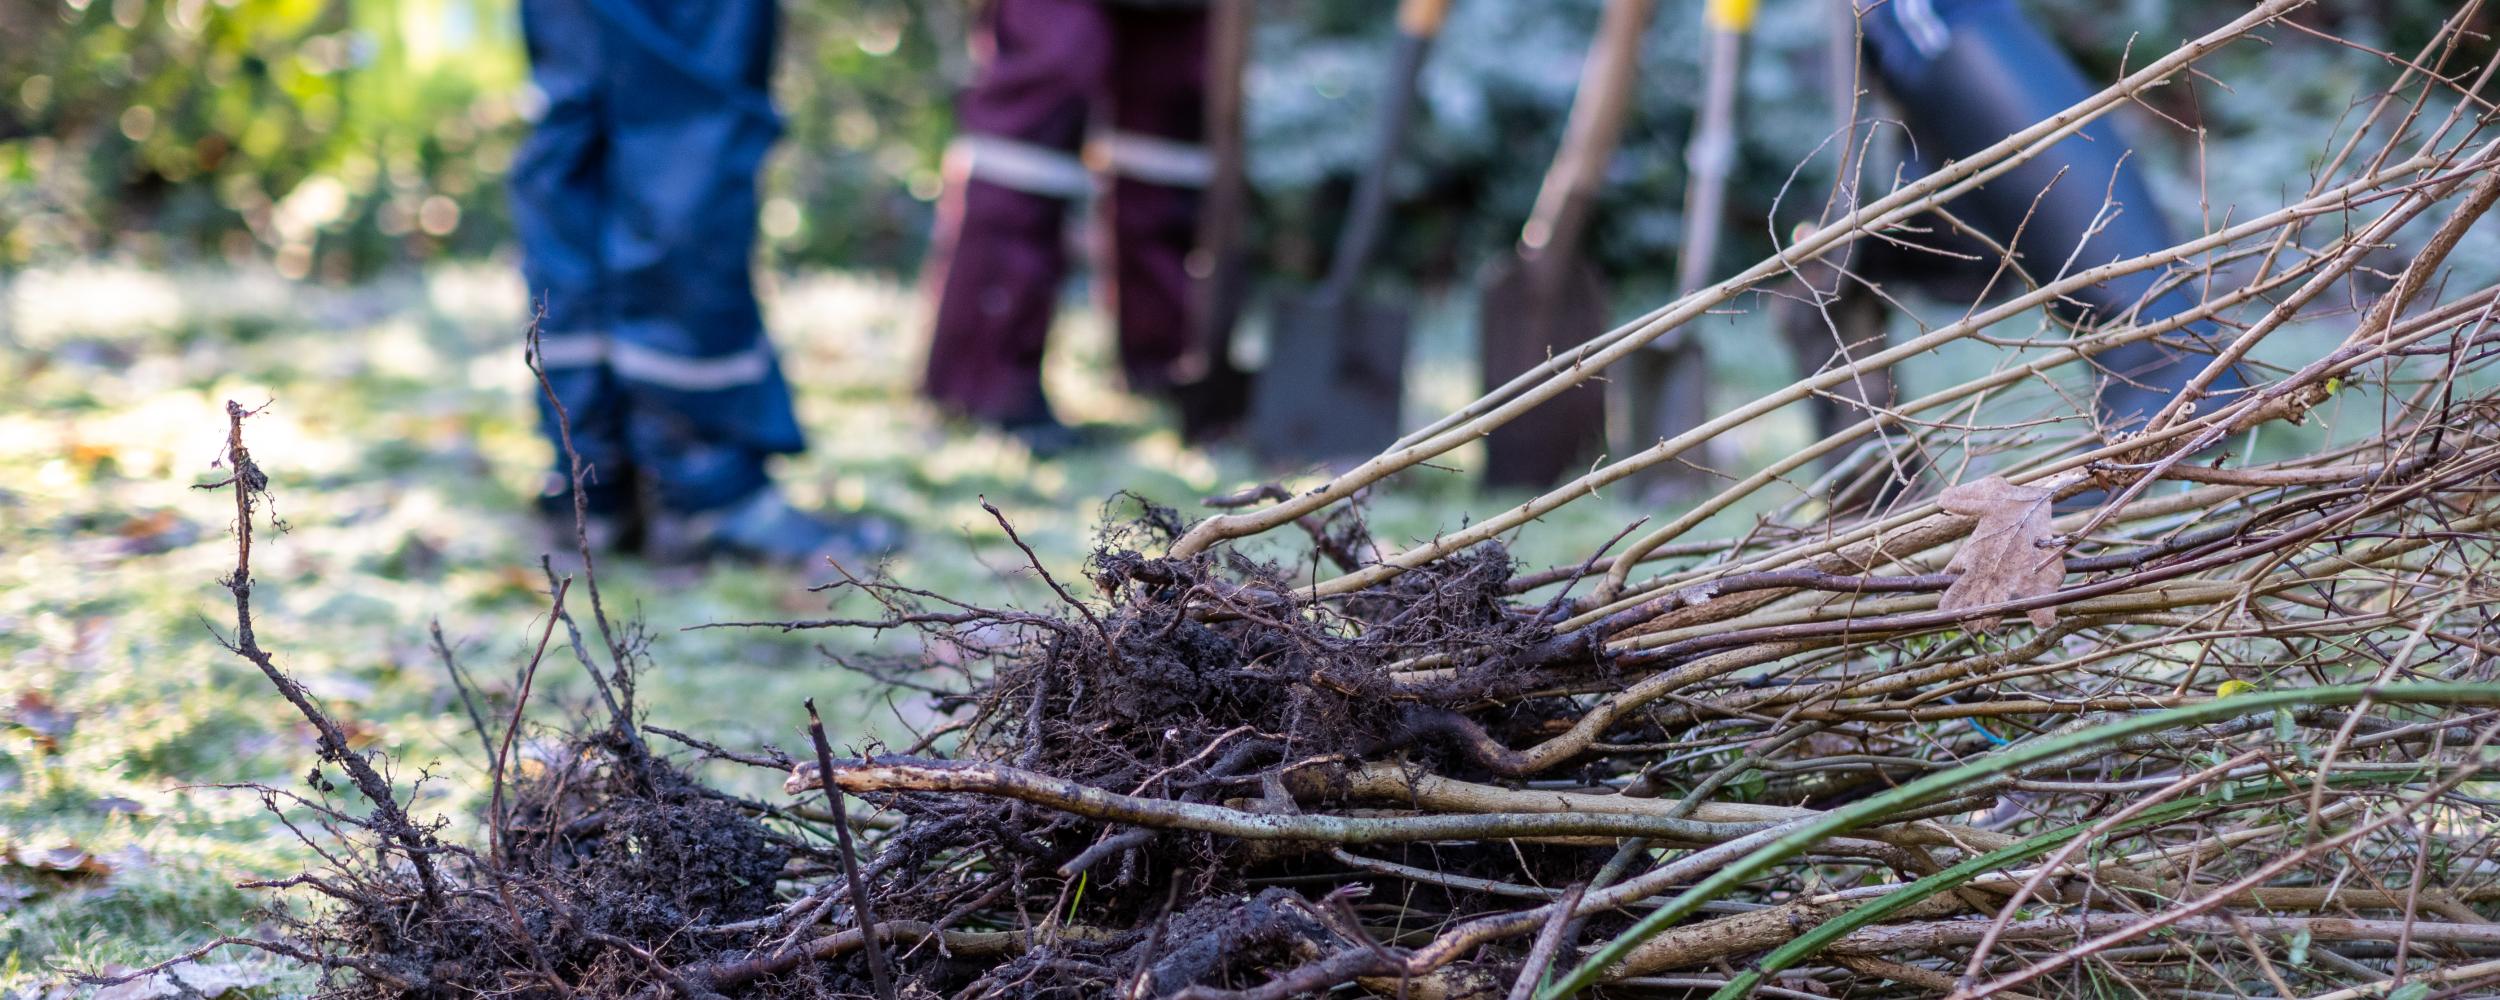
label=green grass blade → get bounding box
[1542,681,2500,998]
[1707,766,2434,1000]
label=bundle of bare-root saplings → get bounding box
[116,3,2500,998]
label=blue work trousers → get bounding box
[510,0,802,515]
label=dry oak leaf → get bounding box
[1936,476,2065,632]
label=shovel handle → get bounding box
[1674,6,1751,296]
[1706,0,1759,32]
[1398,0,1453,37]
[1187,0,1254,366]
[1319,0,1449,300]
[1524,0,1655,254]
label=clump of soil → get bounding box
[287,740,809,999]
[233,496,1600,999]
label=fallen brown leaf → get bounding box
[110,509,202,556]
[5,841,151,884]
[68,439,117,472]
[1936,476,2066,632]
[4,690,75,750]
[31,845,108,875]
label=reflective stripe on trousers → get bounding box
[533,333,775,393]
[510,0,802,512]
[920,0,1209,421]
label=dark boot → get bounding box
[647,486,905,572]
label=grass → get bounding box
[0,254,2393,995]
[0,261,1675,995]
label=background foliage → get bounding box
[6,0,2482,294]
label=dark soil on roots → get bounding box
[234,498,1630,998]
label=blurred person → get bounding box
[1855,0,2246,434]
[1769,0,2250,513]
[510,0,897,565]
[918,0,1211,455]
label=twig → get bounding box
[806,698,895,1000]
[984,497,1119,668]
[196,400,444,909]
[1505,883,1587,1000]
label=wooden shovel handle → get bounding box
[1524,0,1655,251]
[1187,0,1253,363]
[1398,0,1453,38]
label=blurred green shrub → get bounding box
[0,0,950,280]
[3,0,523,278]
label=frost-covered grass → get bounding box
[0,261,1675,995]
[0,251,2409,995]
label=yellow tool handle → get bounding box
[1399,0,1453,37]
[1706,0,1758,32]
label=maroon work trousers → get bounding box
[920,0,1207,423]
